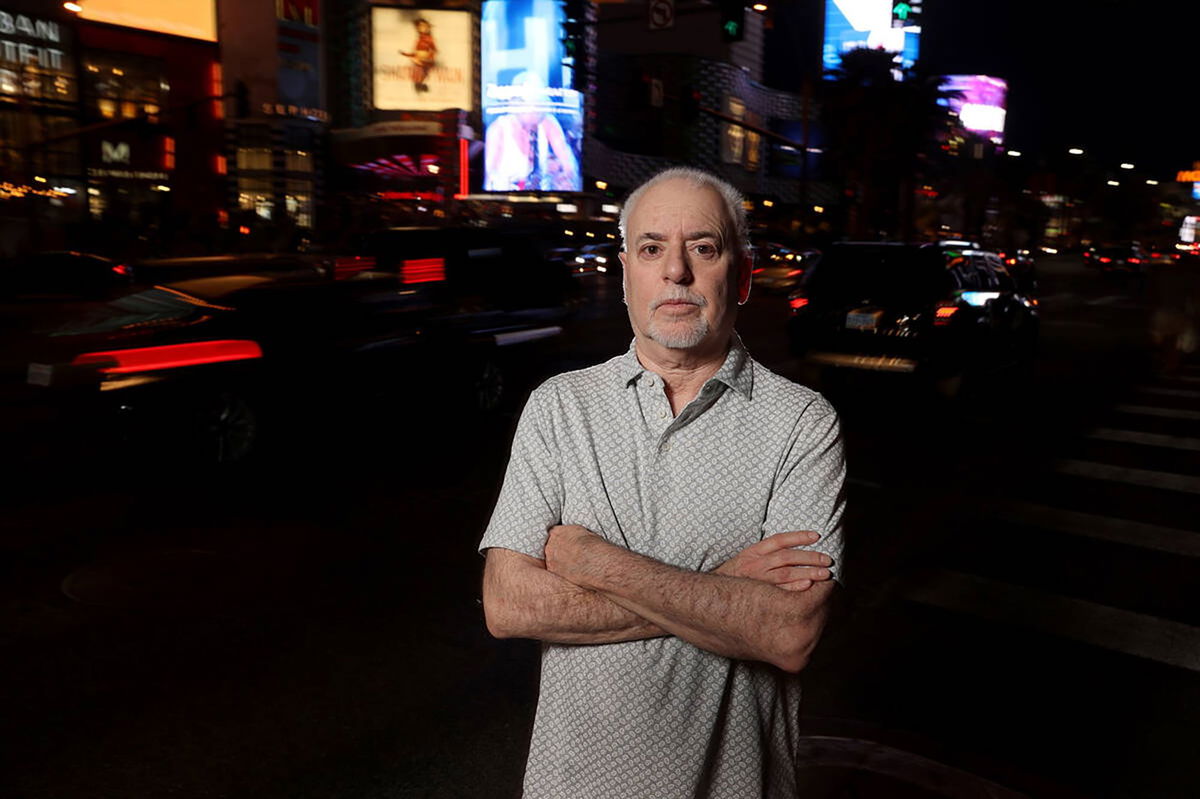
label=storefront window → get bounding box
[82,52,165,124]
[284,149,312,172]
[285,178,313,227]
[237,147,272,171]
[238,176,273,219]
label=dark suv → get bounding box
[787,242,1039,386]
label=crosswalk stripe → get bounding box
[1137,386,1200,399]
[1087,427,1200,452]
[1114,404,1200,421]
[990,500,1200,557]
[1055,459,1200,493]
[901,570,1200,672]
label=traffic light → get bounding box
[719,0,745,42]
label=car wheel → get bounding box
[196,391,258,464]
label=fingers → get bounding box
[766,565,832,585]
[756,530,821,552]
[780,579,813,592]
[763,547,833,571]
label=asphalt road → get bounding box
[2,256,1198,798]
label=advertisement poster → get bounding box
[822,0,921,74]
[481,0,582,192]
[939,75,1007,144]
[372,7,473,111]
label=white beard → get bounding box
[647,313,710,349]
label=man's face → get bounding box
[619,178,749,357]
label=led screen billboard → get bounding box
[939,75,1007,144]
[481,0,582,192]
[823,0,921,75]
[373,8,473,111]
[77,0,216,42]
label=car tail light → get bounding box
[1098,256,1112,264]
[752,267,765,274]
[71,340,263,374]
[934,304,959,326]
[401,257,445,284]
[112,263,133,276]
[334,255,377,279]
[786,269,804,277]
[788,296,809,314]
[1128,257,1141,264]
[1005,257,1017,266]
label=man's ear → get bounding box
[737,250,752,305]
[619,249,629,305]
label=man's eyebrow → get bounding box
[634,230,724,243]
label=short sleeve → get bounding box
[478,385,564,559]
[762,396,847,582]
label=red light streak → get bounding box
[72,340,263,374]
[401,257,445,283]
[459,138,469,196]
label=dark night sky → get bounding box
[766,0,1193,179]
[918,0,1192,178]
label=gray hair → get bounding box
[618,167,748,258]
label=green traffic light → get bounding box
[723,20,740,35]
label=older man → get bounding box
[480,167,845,798]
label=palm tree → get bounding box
[821,48,956,240]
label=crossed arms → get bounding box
[483,527,836,674]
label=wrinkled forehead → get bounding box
[628,180,733,241]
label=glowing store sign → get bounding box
[0,11,66,71]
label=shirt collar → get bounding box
[617,333,754,400]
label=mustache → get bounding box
[650,289,709,311]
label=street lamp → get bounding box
[1120,163,1134,170]
[1068,148,1084,156]
[1006,150,1022,157]
[1106,180,1119,186]
[1146,179,1159,186]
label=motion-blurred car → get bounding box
[787,242,1039,391]
[3,231,570,467]
[571,242,620,275]
[1086,244,1146,273]
[752,242,819,294]
[0,251,133,298]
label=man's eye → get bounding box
[642,245,661,257]
[694,244,717,256]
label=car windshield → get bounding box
[39,285,215,337]
[801,245,950,306]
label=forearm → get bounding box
[482,548,666,645]
[555,536,831,672]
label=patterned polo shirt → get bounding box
[479,334,846,799]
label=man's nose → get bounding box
[662,244,693,283]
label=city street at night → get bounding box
[3,256,1199,798]
[3,0,1199,797]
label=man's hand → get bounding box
[544,524,603,584]
[713,530,833,591]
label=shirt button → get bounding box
[659,409,668,419]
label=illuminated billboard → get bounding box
[481,0,582,192]
[373,8,473,112]
[939,75,1007,144]
[77,0,217,42]
[823,0,921,75]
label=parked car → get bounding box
[571,241,620,276]
[786,242,1039,394]
[4,231,571,467]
